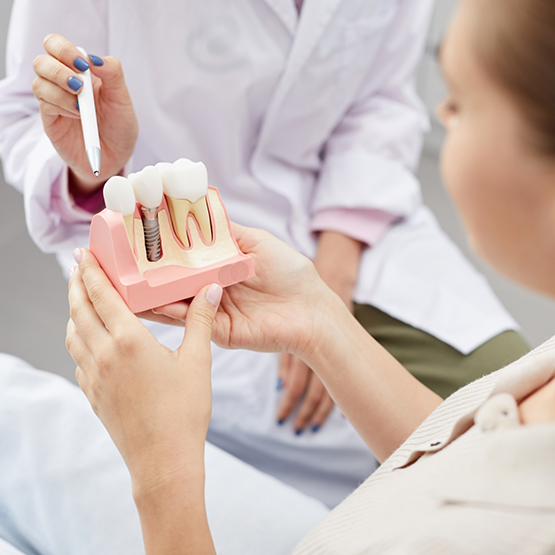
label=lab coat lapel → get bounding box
[257,0,344,145]
[259,0,298,35]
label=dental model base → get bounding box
[89,159,255,313]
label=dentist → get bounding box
[0,0,528,507]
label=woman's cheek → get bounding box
[439,128,488,246]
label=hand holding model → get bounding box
[32,34,138,194]
[67,224,440,551]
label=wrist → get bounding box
[132,452,206,507]
[68,165,126,197]
[314,231,362,292]
[298,284,354,367]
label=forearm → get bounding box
[314,231,363,297]
[133,464,216,555]
[301,288,442,462]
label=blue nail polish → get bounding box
[312,424,320,433]
[74,56,90,72]
[278,418,285,426]
[295,428,303,436]
[276,378,283,391]
[88,54,104,66]
[68,76,83,91]
[75,100,80,111]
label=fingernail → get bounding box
[205,283,223,308]
[295,428,303,436]
[278,418,285,426]
[68,76,83,91]
[276,378,283,391]
[73,248,83,264]
[75,100,79,111]
[74,56,90,72]
[68,266,77,279]
[311,424,320,433]
[88,54,104,66]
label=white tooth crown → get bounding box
[103,176,136,216]
[159,158,208,203]
[130,166,164,209]
[155,162,172,174]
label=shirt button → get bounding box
[474,393,520,432]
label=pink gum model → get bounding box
[89,186,255,313]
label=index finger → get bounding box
[43,34,90,73]
[75,248,135,333]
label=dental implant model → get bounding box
[130,166,164,262]
[102,176,136,246]
[89,158,255,313]
[158,159,212,247]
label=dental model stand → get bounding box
[89,159,255,313]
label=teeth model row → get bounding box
[103,158,212,261]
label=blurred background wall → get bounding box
[1,0,555,384]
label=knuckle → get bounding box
[112,330,133,353]
[306,390,322,406]
[65,332,74,353]
[50,63,64,83]
[68,302,82,324]
[190,310,215,332]
[288,383,304,400]
[87,281,105,307]
[31,77,41,95]
[94,351,110,376]
[32,55,42,73]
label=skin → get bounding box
[32,34,138,194]
[437,0,555,420]
[33,33,364,432]
[65,0,555,551]
[277,231,362,433]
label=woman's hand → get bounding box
[32,34,138,195]
[275,231,363,434]
[143,224,332,359]
[66,248,221,493]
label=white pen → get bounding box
[76,46,101,177]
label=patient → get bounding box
[64,0,555,552]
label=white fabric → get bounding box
[0,0,517,506]
[0,539,25,555]
[293,337,555,554]
[0,353,329,555]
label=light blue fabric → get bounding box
[0,354,329,555]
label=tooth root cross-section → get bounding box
[166,196,213,247]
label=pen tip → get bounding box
[94,171,100,177]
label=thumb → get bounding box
[179,284,223,355]
[88,55,129,96]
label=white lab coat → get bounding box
[0,0,517,506]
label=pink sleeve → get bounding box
[310,208,398,247]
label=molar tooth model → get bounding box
[89,159,255,313]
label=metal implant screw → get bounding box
[141,207,162,262]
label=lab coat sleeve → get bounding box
[311,0,434,233]
[310,207,398,247]
[0,0,108,253]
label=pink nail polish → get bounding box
[69,266,77,279]
[205,283,223,308]
[73,248,83,264]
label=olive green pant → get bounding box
[353,303,531,399]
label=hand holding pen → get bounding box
[32,34,138,197]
